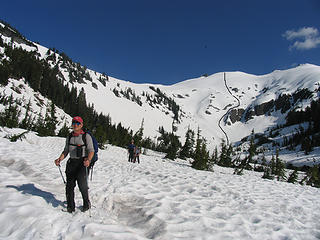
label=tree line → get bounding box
[283,98,320,153]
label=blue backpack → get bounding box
[84,131,99,168]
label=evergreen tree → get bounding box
[201,140,210,170]
[270,155,276,175]
[0,96,21,128]
[157,126,170,153]
[274,149,286,181]
[156,126,181,159]
[133,118,144,146]
[208,146,219,170]
[20,99,33,130]
[234,154,250,175]
[0,63,9,85]
[58,121,70,137]
[192,127,203,168]
[248,129,257,163]
[171,120,178,133]
[94,124,107,147]
[301,136,313,155]
[179,127,195,159]
[77,88,87,118]
[301,165,320,187]
[207,147,217,171]
[212,146,218,164]
[218,139,233,167]
[165,133,180,160]
[33,111,46,136]
[191,128,209,170]
[262,166,274,180]
[261,151,267,166]
[141,137,153,150]
[166,121,181,160]
[287,170,298,184]
[44,102,57,136]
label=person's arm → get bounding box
[83,133,94,167]
[84,151,94,167]
[55,153,65,166]
[54,137,69,166]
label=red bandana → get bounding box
[72,130,85,137]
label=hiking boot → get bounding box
[81,201,91,212]
[67,207,75,213]
[81,205,90,212]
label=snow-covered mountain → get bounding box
[1,21,320,152]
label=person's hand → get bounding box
[55,158,61,166]
[83,158,91,167]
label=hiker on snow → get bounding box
[134,146,141,164]
[128,139,135,162]
[54,116,94,213]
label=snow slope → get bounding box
[0,128,319,240]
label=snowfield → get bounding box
[0,128,319,240]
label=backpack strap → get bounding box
[82,132,87,148]
[82,132,95,158]
[68,132,86,147]
[68,133,72,143]
[83,131,97,169]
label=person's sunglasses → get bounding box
[72,121,81,126]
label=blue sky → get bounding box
[1,0,320,84]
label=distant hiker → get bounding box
[134,146,141,164]
[128,139,135,162]
[54,116,94,213]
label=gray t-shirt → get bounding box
[63,133,94,159]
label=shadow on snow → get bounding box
[6,183,65,208]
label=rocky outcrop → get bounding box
[229,108,245,123]
[274,94,291,113]
[254,100,274,116]
[228,88,314,124]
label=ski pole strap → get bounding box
[58,165,66,184]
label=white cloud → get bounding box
[283,27,320,50]
[283,27,318,40]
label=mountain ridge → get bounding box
[1,20,320,161]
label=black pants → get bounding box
[134,155,140,163]
[128,152,134,162]
[65,158,90,210]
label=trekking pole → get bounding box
[86,167,89,189]
[58,165,66,185]
[85,166,92,217]
[90,166,94,181]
